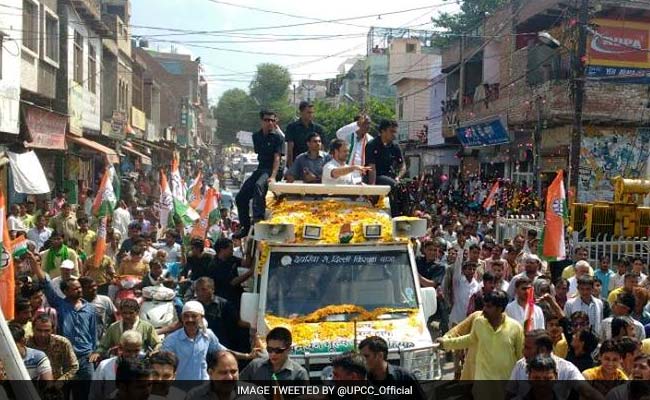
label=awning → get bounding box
[67,135,120,164]
[122,145,152,165]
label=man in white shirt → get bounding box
[90,330,144,400]
[8,204,27,233]
[448,249,481,325]
[601,292,646,340]
[321,139,370,185]
[507,254,543,300]
[567,261,592,298]
[112,201,132,245]
[335,115,374,183]
[507,330,600,400]
[505,277,545,330]
[27,215,52,252]
[564,275,604,334]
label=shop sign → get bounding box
[109,110,127,140]
[69,84,84,136]
[456,117,510,147]
[25,106,67,150]
[131,107,147,131]
[587,19,650,69]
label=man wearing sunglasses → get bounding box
[234,110,284,239]
[240,327,309,382]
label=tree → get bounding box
[249,63,292,107]
[213,88,259,144]
[313,98,396,143]
[249,63,294,128]
[432,0,508,47]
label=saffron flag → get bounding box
[159,169,173,229]
[524,286,535,332]
[542,170,567,260]
[93,216,107,268]
[0,191,15,320]
[188,170,203,209]
[483,181,499,209]
[191,187,220,239]
[92,165,117,217]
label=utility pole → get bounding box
[569,0,589,200]
[534,96,543,199]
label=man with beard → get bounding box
[90,330,144,400]
[185,351,264,400]
[322,139,370,185]
[27,314,78,381]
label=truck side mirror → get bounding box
[420,287,437,319]
[240,293,260,329]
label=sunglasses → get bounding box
[267,346,288,354]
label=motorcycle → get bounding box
[140,285,178,337]
[112,275,143,308]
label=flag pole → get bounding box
[0,307,41,400]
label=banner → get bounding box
[587,19,650,69]
[24,106,67,150]
[0,191,15,320]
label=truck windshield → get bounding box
[265,250,418,319]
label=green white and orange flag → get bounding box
[0,191,15,320]
[171,152,186,202]
[188,170,203,209]
[542,170,568,260]
[191,187,220,239]
[159,169,174,229]
[92,165,117,217]
[93,217,108,268]
[483,181,499,210]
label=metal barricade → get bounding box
[495,216,545,243]
[572,234,650,265]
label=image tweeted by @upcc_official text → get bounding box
[237,384,414,397]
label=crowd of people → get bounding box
[4,99,650,400]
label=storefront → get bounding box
[66,135,120,203]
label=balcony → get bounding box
[71,0,110,35]
[102,14,131,56]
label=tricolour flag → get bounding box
[188,170,203,209]
[12,236,27,259]
[483,181,499,210]
[524,286,535,332]
[92,165,117,217]
[0,191,15,320]
[191,187,220,239]
[173,198,200,226]
[542,170,567,260]
[171,153,186,202]
[159,169,173,229]
[93,217,107,268]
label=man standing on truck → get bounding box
[365,119,406,216]
[234,110,283,239]
[336,114,374,183]
[285,101,325,167]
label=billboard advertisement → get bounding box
[587,19,650,69]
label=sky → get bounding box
[131,0,461,104]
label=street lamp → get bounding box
[537,32,561,49]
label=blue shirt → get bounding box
[161,327,225,380]
[594,269,616,298]
[42,278,97,356]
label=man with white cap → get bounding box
[50,259,77,299]
[161,300,260,380]
[507,254,543,300]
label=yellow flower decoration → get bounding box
[265,199,399,244]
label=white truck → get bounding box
[240,183,441,380]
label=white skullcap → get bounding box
[182,300,205,316]
[60,260,75,270]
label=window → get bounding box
[43,10,59,64]
[406,43,416,53]
[73,31,83,84]
[88,45,96,93]
[22,0,38,54]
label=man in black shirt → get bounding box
[210,238,252,306]
[234,110,284,238]
[285,101,325,167]
[365,119,406,216]
[180,238,214,282]
[194,276,239,350]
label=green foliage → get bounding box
[313,97,396,143]
[432,0,509,47]
[213,88,258,144]
[249,63,292,107]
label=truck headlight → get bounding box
[402,348,437,380]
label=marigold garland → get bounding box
[264,305,421,346]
